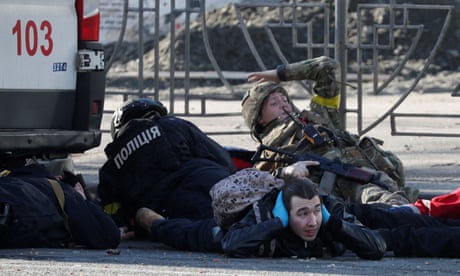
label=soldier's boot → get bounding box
[401,186,420,204]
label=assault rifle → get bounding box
[251,144,392,195]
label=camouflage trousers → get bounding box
[333,177,411,206]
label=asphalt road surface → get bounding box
[1,240,460,275]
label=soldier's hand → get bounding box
[248,70,280,83]
[281,161,319,178]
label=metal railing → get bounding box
[102,0,458,137]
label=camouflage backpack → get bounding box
[209,168,284,230]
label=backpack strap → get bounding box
[47,179,74,247]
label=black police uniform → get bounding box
[0,164,120,249]
[98,115,235,224]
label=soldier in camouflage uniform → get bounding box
[247,56,342,130]
[242,56,416,206]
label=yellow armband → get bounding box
[104,202,122,215]
[311,95,340,109]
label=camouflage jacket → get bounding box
[254,111,404,188]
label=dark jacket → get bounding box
[0,164,120,249]
[98,115,236,220]
[221,190,386,260]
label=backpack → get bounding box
[209,168,284,230]
[0,177,70,248]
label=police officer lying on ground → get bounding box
[0,161,120,249]
[241,56,418,206]
[98,98,236,235]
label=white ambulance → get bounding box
[0,0,105,170]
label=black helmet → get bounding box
[111,98,168,139]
